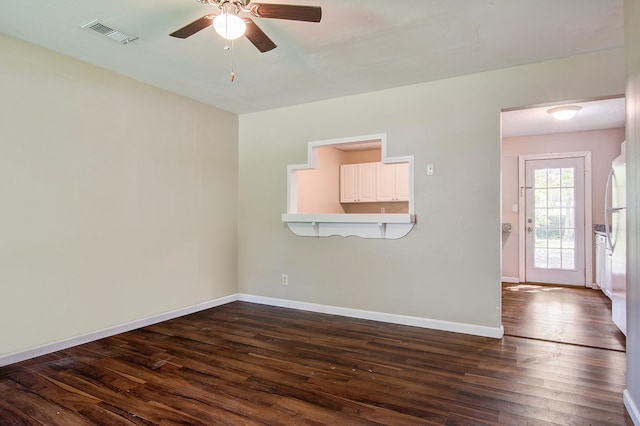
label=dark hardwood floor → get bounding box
[502,282,626,351]
[0,300,632,425]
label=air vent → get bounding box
[81,19,138,44]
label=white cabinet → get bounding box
[341,162,409,203]
[595,233,612,299]
[377,163,409,202]
[340,163,377,203]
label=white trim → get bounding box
[238,294,504,339]
[501,276,520,283]
[282,213,416,239]
[518,156,526,282]
[0,294,239,367]
[624,389,640,426]
[1,293,506,368]
[518,151,593,286]
[282,213,415,224]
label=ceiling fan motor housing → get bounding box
[194,0,251,7]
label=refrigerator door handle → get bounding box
[605,168,614,251]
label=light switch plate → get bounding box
[426,163,434,175]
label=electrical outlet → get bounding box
[282,274,288,285]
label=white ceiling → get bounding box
[0,0,625,136]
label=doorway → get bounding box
[520,154,589,286]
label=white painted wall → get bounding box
[624,0,640,422]
[501,129,625,282]
[0,35,238,355]
[238,49,625,333]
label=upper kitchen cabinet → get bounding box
[340,162,409,203]
[377,162,409,202]
[340,162,377,203]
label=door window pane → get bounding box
[534,169,547,188]
[561,168,574,187]
[547,228,561,247]
[561,188,574,207]
[533,166,576,271]
[548,188,561,207]
[535,248,548,268]
[535,209,547,227]
[547,208,562,228]
[548,169,561,187]
[535,228,547,247]
[548,249,562,268]
[535,189,547,207]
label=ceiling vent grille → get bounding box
[81,19,138,44]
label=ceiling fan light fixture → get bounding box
[548,105,582,121]
[213,13,246,40]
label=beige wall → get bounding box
[501,128,625,281]
[624,0,640,419]
[0,35,238,354]
[238,49,625,331]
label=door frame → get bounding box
[517,151,593,286]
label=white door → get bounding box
[525,157,585,285]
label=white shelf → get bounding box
[282,213,415,239]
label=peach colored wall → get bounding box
[297,148,394,214]
[341,149,382,164]
[343,202,408,214]
[501,127,625,282]
[296,147,346,214]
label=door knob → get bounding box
[527,227,533,232]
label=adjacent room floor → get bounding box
[502,282,626,351]
[0,290,632,425]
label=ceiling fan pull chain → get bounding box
[230,39,236,82]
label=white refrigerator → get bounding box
[605,144,626,335]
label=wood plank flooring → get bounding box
[502,283,626,351]
[0,301,632,425]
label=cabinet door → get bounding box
[340,164,357,202]
[357,163,377,202]
[395,162,410,201]
[377,162,409,202]
[376,163,396,201]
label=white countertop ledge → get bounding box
[281,213,415,224]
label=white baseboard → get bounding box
[501,276,520,283]
[0,294,239,368]
[1,293,506,368]
[624,389,640,426]
[238,294,504,339]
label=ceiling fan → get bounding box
[170,0,322,53]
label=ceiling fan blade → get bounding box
[170,15,215,39]
[249,3,322,22]
[243,18,277,52]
